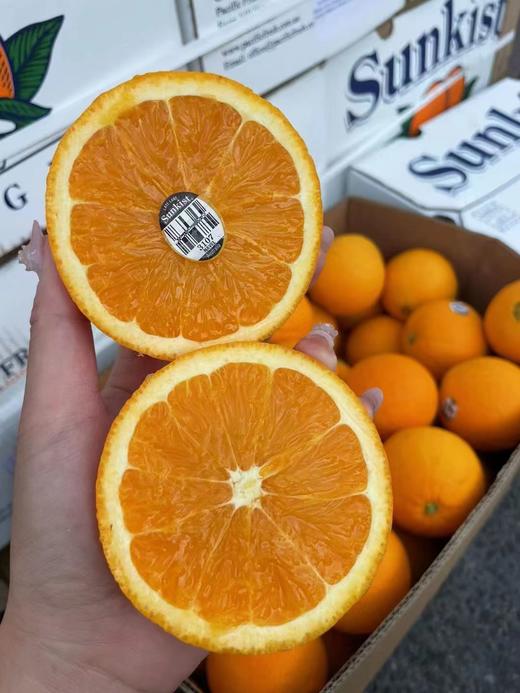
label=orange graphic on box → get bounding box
[0,15,63,138]
[403,66,477,137]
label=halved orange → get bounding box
[97,342,391,653]
[46,72,321,358]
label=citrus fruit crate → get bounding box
[180,197,520,693]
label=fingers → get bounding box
[310,225,334,287]
[295,323,338,371]
[296,322,383,421]
[19,223,99,427]
[102,347,167,417]
[360,388,383,418]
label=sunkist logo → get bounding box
[346,0,506,127]
[0,15,64,139]
[408,96,520,194]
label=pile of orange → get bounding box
[193,240,519,690]
[273,236,519,678]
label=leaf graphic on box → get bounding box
[0,98,50,130]
[464,77,478,102]
[5,15,64,102]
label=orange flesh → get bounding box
[120,363,370,627]
[69,97,303,341]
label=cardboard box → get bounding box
[188,0,404,93]
[348,78,520,252]
[0,256,117,549]
[325,0,519,165]
[178,197,520,693]
[0,1,183,162]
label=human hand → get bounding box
[0,223,383,693]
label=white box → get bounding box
[0,257,116,549]
[0,1,183,162]
[325,0,517,165]
[190,0,404,93]
[348,78,520,253]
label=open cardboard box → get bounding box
[179,197,520,693]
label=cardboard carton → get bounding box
[325,0,519,165]
[348,78,520,252]
[178,197,520,693]
[187,0,404,93]
[0,256,116,549]
[0,1,183,162]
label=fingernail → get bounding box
[362,387,384,417]
[322,226,334,249]
[18,220,45,276]
[309,323,338,349]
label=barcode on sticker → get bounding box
[161,196,224,261]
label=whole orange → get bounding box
[402,300,487,378]
[334,532,411,634]
[310,235,385,317]
[346,353,438,439]
[386,427,486,536]
[346,315,402,364]
[440,357,520,451]
[382,248,458,320]
[269,296,314,347]
[484,279,520,363]
[336,359,351,383]
[206,639,328,693]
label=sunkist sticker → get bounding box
[159,192,224,261]
[449,301,469,315]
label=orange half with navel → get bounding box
[96,342,392,653]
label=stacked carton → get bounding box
[348,78,520,252]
